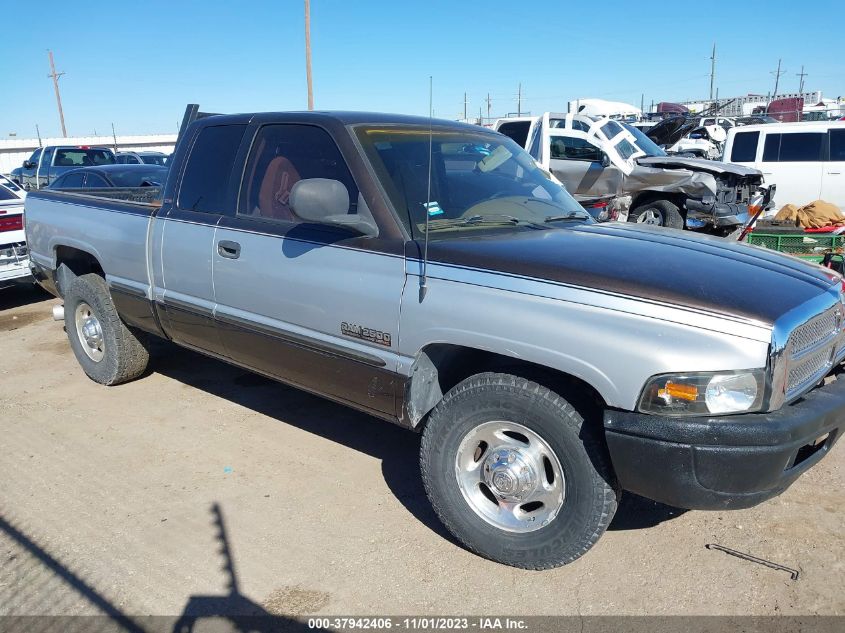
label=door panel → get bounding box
[213,220,405,416]
[154,209,227,355]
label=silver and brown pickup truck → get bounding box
[25,109,845,569]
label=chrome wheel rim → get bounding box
[74,302,104,362]
[454,421,564,533]
[636,208,663,225]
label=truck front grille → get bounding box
[785,305,842,399]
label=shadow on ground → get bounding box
[148,340,457,545]
[609,494,687,531]
[0,505,308,632]
[0,283,51,312]
[149,341,685,542]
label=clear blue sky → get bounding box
[1,0,841,138]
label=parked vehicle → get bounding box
[0,186,30,289]
[0,174,25,199]
[115,151,169,166]
[49,165,168,190]
[25,106,845,569]
[9,167,23,185]
[497,113,769,231]
[724,121,845,212]
[19,145,116,190]
[494,117,630,219]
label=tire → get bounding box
[628,199,684,229]
[420,372,619,569]
[64,273,150,385]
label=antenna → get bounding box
[420,76,433,303]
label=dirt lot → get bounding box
[1,284,843,622]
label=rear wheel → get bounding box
[64,273,149,385]
[420,373,619,569]
[629,199,684,229]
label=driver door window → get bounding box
[550,137,603,162]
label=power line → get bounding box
[47,50,67,137]
[771,58,785,99]
[797,65,808,94]
[709,43,716,100]
[304,0,314,110]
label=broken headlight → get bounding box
[638,370,765,416]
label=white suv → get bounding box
[723,121,845,211]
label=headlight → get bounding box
[638,370,765,416]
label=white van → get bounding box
[723,121,845,211]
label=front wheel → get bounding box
[628,199,684,229]
[420,373,619,569]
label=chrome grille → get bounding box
[791,309,838,356]
[785,305,841,398]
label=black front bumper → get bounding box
[604,376,844,510]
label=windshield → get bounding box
[355,126,589,239]
[54,148,115,167]
[140,154,167,166]
[622,123,667,157]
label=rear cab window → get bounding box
[730,131,759,162]
[54,148,115,167]
[177,124,247,213]
[497,121,531,148]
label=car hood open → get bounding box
[645,117,700,146]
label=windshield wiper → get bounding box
[426,214,540,232]
[544,211,590,222]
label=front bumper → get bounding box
[0,245,32,287]
[686,199,750,227]
[603,375,844,510]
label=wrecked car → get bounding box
[497,112,770,232]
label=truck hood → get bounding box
[645,117,700,146]
[636,155,763,178]
[425,223,837,324]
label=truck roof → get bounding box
[193,110,487,131]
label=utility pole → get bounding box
[709,43,716,100]
[47,50,67,137]
[486,93,491,121]
[771,58,785,100]
[797,65,807,94]
[304,0,314,110]
[111,123,118,153]
[463,92,468,121]
[35,124,42,148]
[640,93,644,115]
[517,83,522,116]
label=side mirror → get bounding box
[290,178,378,237]
[600,153,611,168]
[23,160,35,169]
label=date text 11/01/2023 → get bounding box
[307,617,528,630]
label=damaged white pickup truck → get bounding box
[496,112,770,232]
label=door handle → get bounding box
[217,240,241,259]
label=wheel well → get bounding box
[406,344,607,430]
[54,246,104,296]
[630,191,686,214]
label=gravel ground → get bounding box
[0,284,843,624]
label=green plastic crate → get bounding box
[746,231,844,262]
